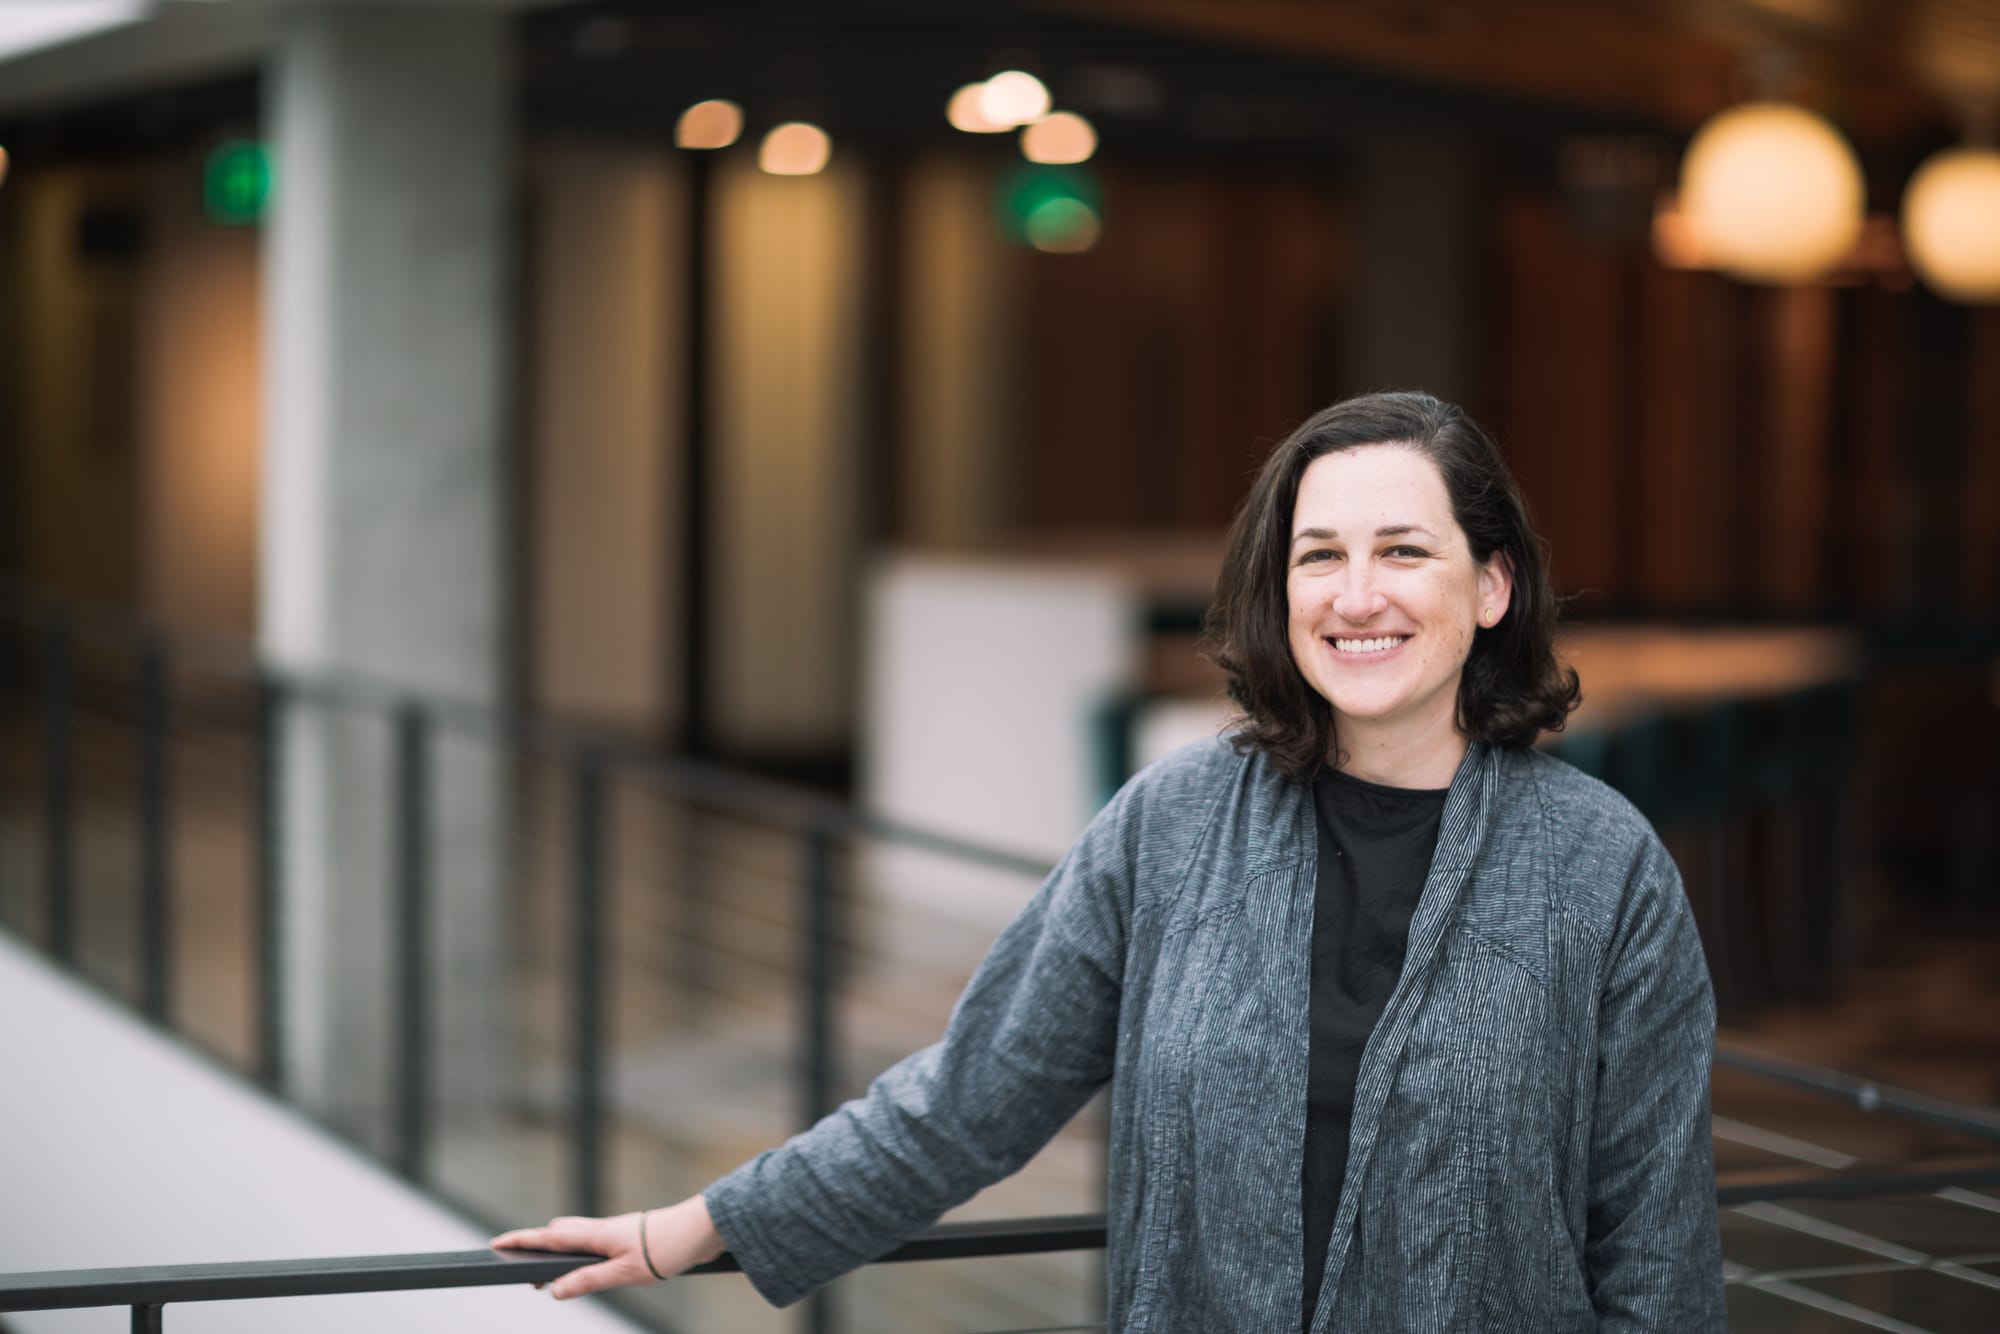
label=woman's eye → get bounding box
[1386,546,1428,559]
[1299,549,1338,564]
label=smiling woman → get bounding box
[494,393,1724,1333]
[1205,391,1580,787]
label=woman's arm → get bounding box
[488,1194,725,1300]
[1585,840,1728,1331]
[701,791,1137,1306]
[492,768,1151,1307]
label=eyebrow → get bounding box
[1290,524,1441,546]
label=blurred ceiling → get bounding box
[518,0,1639,159]
[4,0,1994,162]
[1054,0,2000,139]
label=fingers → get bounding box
[489,1226,571,1252]
[487,1228,544,1250]
[489,1217,598,1253]
[548,1256,641,1301]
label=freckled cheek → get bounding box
[1285,580,1319,630]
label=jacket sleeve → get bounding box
[699,784,1137,1307]
[1585,838,1728,1331]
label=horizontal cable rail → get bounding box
[1713,1163,2000,1205]
[0,579,1056,878]
[1716,1041,2000,1145]
[0,1216,1109,1315]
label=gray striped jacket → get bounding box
[704,737,1728,1331]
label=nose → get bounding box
[1332,571,1387,623]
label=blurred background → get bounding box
[2,1,1999,1331]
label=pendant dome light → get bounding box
[1901,143,2000,302]
[1678,100,1866,283]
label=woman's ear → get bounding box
[1480,551,1515,625]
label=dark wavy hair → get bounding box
[1201,390,1580,783]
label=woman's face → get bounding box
[1285,445,1511,746]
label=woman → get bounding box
[494,391,1727,1331]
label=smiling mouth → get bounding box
[1327,634,1411,655]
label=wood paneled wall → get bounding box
[943,166,1996,628]
[1492,188,2000,623]
[1013,167,1348,532]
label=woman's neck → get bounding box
[1331,713,1469,790]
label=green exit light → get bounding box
[996,164,1104,252]
[203,140,271,225]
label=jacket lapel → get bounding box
[1308,741,1500,1323]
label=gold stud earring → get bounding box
[1482,607,1494,625]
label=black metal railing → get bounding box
[0,582,1089,1333]
[3,1017,1998,1331]
[0,1217,1111,1332]
[9,1064,2000,1332]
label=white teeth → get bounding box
[1331,636,1407,654]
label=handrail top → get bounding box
[0,1249,590,1313]
[0,1215,1111,1313]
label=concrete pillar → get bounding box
[259,3,511,1147]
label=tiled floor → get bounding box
[1710,913,2000,1332]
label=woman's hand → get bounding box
[489,1194,728,1300]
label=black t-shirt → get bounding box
[1301,767,1447,1330]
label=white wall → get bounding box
[862,553,1139,864]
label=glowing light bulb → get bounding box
[1677,101,1865,283]
[1021,112,1096,164]
[1902,146,2000,302]
[980,71,1050,128]
[676,100,743,150]
[760,122,831,176]
[947,83,1008,133]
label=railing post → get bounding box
[800,824,839,1129]
[570,752,608,1218]
[800,823,840,1334]
[138,635,173,1025]
[132,1301,163,1332]
[392,702,431,1183]
[254,672,285,1092]
[41,609,74,963]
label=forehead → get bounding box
[1292,445,1453,527]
